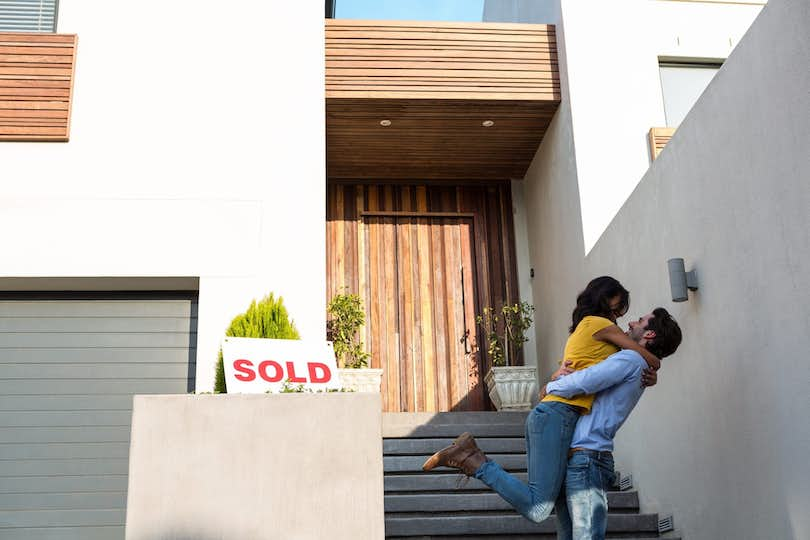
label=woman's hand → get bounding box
[641,367,658,387]
[551,360,574,380]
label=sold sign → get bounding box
[221,337,342,393]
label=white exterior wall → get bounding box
[484,0,762,367]
[510,180,538,367]
[562,0,764,252]
[517,0,809,537]
[0,1,326,391]
[586,2,810,537]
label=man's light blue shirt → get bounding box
[545,349,647,452]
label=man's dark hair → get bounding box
[645,307,682,358]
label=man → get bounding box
[422,307,682,540]
[542,307,682,539]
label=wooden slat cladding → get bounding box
[327,98,557,179]
[325,19,561,180]
[649,127,676,160]
[327,182,520,412]
[0,32,77,142]
[326,19,559,100]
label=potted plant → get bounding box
[327,292,382,393]
[477,301,536,410]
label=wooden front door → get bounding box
[365,216,482,412]
[327,183,521,412]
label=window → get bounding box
[659,62,722,127]
[0,0,58,32]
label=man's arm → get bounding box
[543,353,639,399]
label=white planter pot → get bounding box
[338,368,383,393]
[484,366,538,411]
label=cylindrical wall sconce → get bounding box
[668,258,699,302]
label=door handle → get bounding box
[460,265,471,354]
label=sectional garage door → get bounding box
[0,294,197,540]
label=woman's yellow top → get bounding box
[542,315,619,413]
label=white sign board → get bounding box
[221,337,341,393]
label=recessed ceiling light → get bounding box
[482,120,495,127]
[380,119,392,127]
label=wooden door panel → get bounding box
[367,216,480,412]
[327,183,520,412]
[366,216,400,411]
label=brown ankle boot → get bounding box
[422,432,487,476]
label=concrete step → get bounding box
[385,453,527,473]
[384,437,526,455]
[386,492,639,515]
[381,413,666,539]
[385,491,639,514]
[385,512,659,537]
[385,472,621,492]
[386,533,681,540]
[385,472,515,492]
[383,412,528,438]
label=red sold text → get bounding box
[233,359,333,383]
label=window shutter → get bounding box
[0,0,58,32]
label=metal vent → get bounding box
[0,0,58,32]
[658,514,675,533]
[619,473,633,491]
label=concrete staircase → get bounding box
[383,412,678,539]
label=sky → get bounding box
[335,0,485,22]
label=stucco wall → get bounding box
[509,179,538,367]
[487,1,764,251]
[0,1,326,390]
[523,0,809,537]
[484,0,764,371]
[561,0,764,251]
[126,393,385,540]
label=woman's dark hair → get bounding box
[569,276,629,333]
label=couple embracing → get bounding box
[423,276,683,540]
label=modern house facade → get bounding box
[1,0,808,539]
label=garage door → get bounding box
[0,294,197,540]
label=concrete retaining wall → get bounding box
[125,393,384,540]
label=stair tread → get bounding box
[386,532,681,540]
[385,491,639,513]
[385,512,659,536]
[383,412,529,438]
[384,437,526,455]
[386,454,527,473]
[385,472,621,492]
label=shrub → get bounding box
[214,293,300,393]
[476,302,534,367]
[326,292,370,369]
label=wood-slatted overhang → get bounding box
[0,32,78,142]
[326,19,560,180]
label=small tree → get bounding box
[327,292,370,369]
[214,293,300,393]
[476,301,534,367]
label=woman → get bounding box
[422,276,659,523]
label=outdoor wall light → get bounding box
[667,258,698,302]
[482,120,495,127]
[380,119,392,127]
